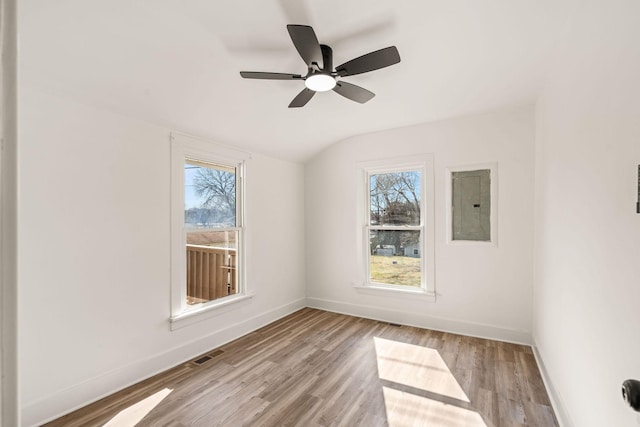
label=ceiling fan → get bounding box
[240,25,401,108]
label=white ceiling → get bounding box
[20,0,575,162]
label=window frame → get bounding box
[357,155,435,297]
[170,132,252,329]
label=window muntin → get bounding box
[366,168,425,289]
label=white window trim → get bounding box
[356,155,436,299]
[169,132,252,330]
[445,162,498,246]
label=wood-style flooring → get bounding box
[45,308,557,427]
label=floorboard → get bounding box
[44,308,558,427]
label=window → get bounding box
[170,133,251,327]
[184,160,238,305]
[360,156,435,295]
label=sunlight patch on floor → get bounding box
[382,386,487,427]
[103,387,173,427]
[374,336,470,402]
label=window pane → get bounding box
[184,161,238,305]
[369,230,421,287]
[185,161,236,229]
[186,230,238,305]
[370,171,421,226]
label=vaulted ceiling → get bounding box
[20,0,574,161]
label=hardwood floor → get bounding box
[44,308,558,427]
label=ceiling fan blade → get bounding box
[288,88,316,108]
[336,46,400,77]
[332,81,375,104]
[240,71,302,80]
[287,25,323,69]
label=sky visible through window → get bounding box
[184,165,203,209]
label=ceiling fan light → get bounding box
[305,74,336,92]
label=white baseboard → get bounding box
[306,297,532,345]
[531,344,574,427]
[23,297,306,427]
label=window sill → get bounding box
[353,283,436,301]
[169,292,254,330]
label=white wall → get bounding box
[305,107,535,343]
[533,0,640,426]
[18,88,306,426]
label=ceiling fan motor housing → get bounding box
[304,44,336,91]
[304,44,334,80]
[239,25,400,107]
